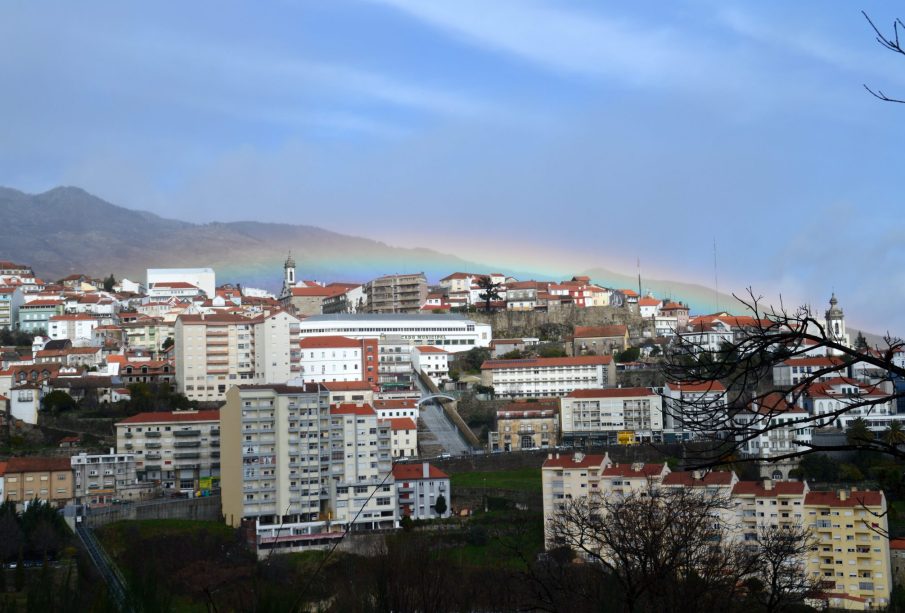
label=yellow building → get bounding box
[491,401,559,451]
[804,489,890,610]
[2,456,74,509]
[541,452,611,550]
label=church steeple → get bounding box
[284,252,296,286]
[824,293,849,354]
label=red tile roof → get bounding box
[804,490,884,508]
[602,463,666,477]
[665,381,727,393]
[543,453,609,469]
[392,463,449,480]
[573,325,627,339]
[5,457,71,473]
[321,381,373,391]
[331,403,376,416]
[638,297,661,307]
[731,481,806,497]
[415,345,448,354]
[890,538,905,551]
[566,387,656,398]
[662,471,736,487]
[116,410,220,425]
[482,355,612,370]
[0,461,6,475]
[299,335,361,349]
[388,417,417,430]
[373,399,418,410]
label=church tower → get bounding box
[281,252,296,298]
[825,293,849,355]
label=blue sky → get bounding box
[2,1,905,333]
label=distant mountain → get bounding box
[0,186,488,291]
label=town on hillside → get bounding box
[1,256,904,610]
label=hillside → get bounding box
[0,186,484,290]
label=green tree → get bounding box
[102,274,116,292]
[161,336,174,351]
[615,347,640,363]
[884,421,905,447]
[476,276,502,312]
[537,343,567,358]
[500,349,524,360]
[846,418,873,447]
[855,331,869,351]
[457,347,491,373]
[434,494,447,516]
[41,390,77,415]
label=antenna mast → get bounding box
[712,238,719,312]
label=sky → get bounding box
[1,1,905,333]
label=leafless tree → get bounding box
[546,484,757,613]
[663,289,905,467]
[863,11,905,103]
[747,524,819,613]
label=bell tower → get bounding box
[282,252,296,298]
[825,293,849,355]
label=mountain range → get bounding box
[0,186,741,313]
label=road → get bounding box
[415,379,470,456]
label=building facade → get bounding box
[481,356,616,398]
[364,273,428,314]
[559,387,664,446]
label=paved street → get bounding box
[415,379,470,456]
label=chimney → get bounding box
[763,478,773,491]
[631,462,643,472]
[547,453,553,460]
[422,462,429,479]
[838,489,848,501]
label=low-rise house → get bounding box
[569,325,629,356]
[18,298,64,333]
[9,382,42,424]
[489,400,559,451]
[2,456,74,509]
[392,462,451,520]
[410,345,450,385]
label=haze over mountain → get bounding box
[0,186,743,314]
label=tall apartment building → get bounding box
[364,273,428,314]
[559,387,664,446]
[481,356,616,398]
[115,410,221,494]
[175,311,301,402]
[0,287,25,330]
[221,385,397,555]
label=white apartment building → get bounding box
[175,311,301,402]
[221,385,397,556]
[296,313,492,352]
[734,392,813,461]
[392,463,451,520]
[773,356,847,387]
[0,287,25,329]
[410,345,449,386]
[373,398,418,420]
[115,410,221,494]
[480,355,615,398]
[148,282,205,300]
[806,377,902,432]
[559,387,664,446]
[47,314,100,342]
[147,268,216,298]
[297,335,377,385]
[661,381,729,442]
[389,417,418,458]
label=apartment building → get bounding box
[71,450,147,504]
[297,313,492,351]
[773,356,847,387]
[47,313,100,342]
[661,381,728,442]
[541,452,612,549]
[18,298,64,333]
[298,335,378,385]
[392,463,451,520]
[481,355,615,398]
[389,417,418,458]
[220,385,396,556]
[115,410,221,494]
[559,387,663,446]
[175,311,301,402]
[364,273,428,314]
[489,401,559,452]
[410,345,450,386]
[804,489,890,609]
[2,457,73,509]
[0,287,25,330]
[734,392,813,462]
[147,268,216,298]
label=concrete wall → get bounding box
[84,495,221,528]
[469,306,640,339]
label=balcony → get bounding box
[145,431,162,438]
[146,453,162,460]
[146,442,162,449]
[124,433,133,439]
[144,464,162,472]
[211,428,220,436]
[175,452,201,460]
[174,440,201,448]
[210,440,220,448]
[174,429,201,437]
[207,329,228,337]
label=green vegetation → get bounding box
[615,346,641,363]
[451,467,542,492]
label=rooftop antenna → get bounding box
[713,238,719,313]
[637,257,642,298]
